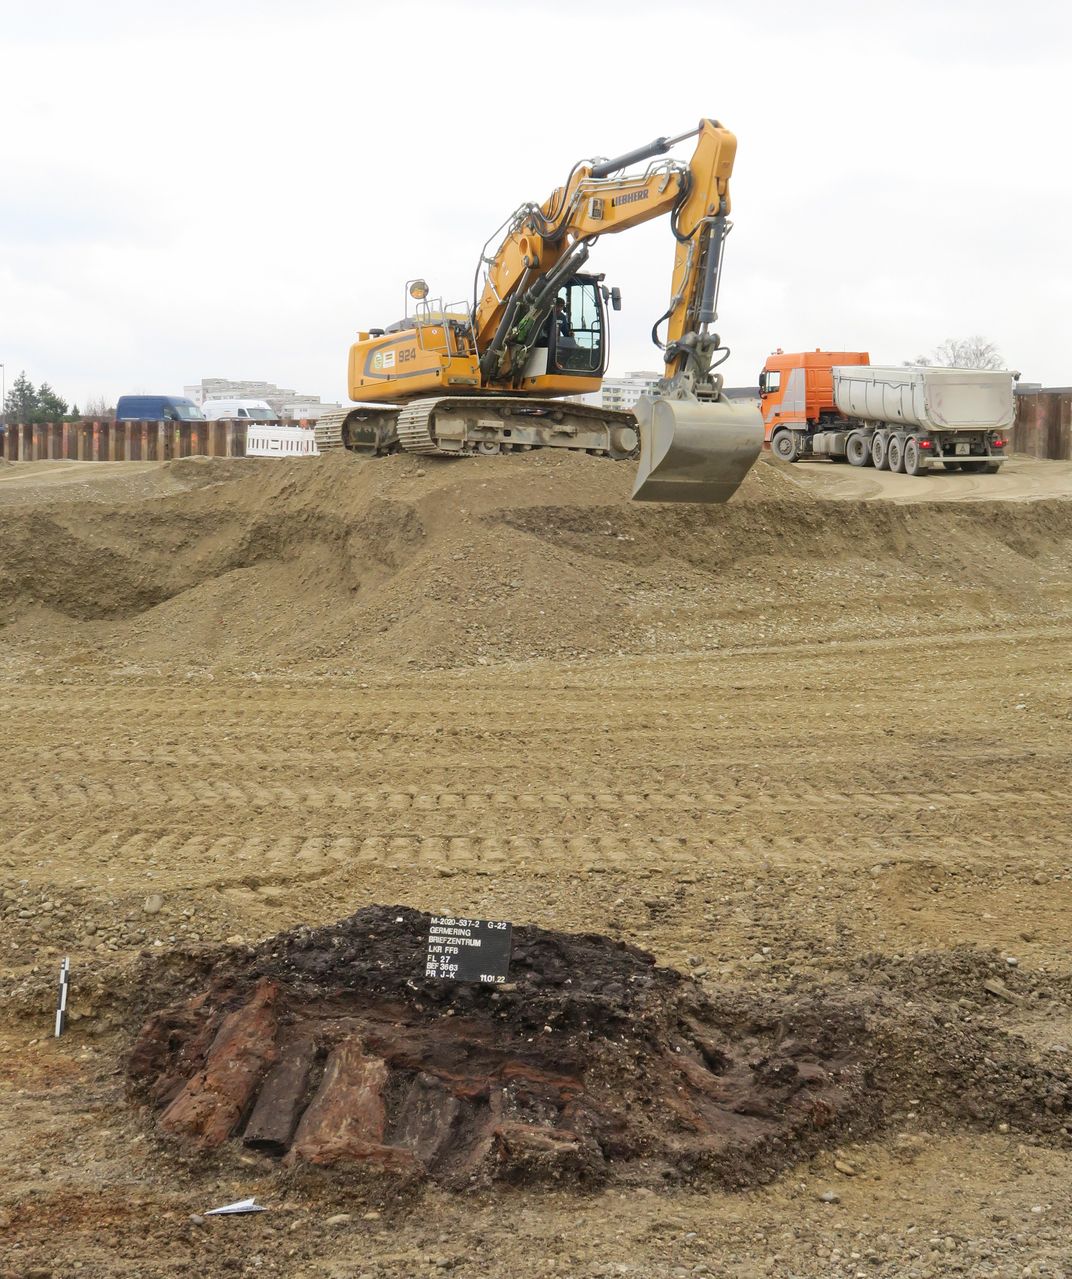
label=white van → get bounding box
[201,399,278,421]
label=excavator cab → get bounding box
[548,277,607,377]
[531,274,608,380]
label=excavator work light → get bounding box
[408,279,429,301]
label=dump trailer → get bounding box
[760,351,1014,475]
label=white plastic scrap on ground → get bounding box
[54,955,70,1037]
[204,1197,267,1216]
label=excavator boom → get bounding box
[472,119,762,502]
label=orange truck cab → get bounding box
[758,349,868,443]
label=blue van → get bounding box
[115,395,205,422]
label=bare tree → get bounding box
[82,395,115,420]
[910,336,1005,369]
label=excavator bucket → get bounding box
[631,394,764,504]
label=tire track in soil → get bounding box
[5,780,1071,814]
[9,823,1072,883]
[1,618,1068,717]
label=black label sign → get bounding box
[425,916,512,984]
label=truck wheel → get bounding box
[846,433,871,467]
[771,430,799,463]
[903,437,924,476]
[981,461,1002,474]
[942,461,961,472]
[871,432,889,470]
[887,435,906,473]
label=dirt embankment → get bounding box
[1,452,1071,672]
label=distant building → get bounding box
[600,371,662,412]
[567,371,662,411]
[184,378,340,419]
[280,400,337,421]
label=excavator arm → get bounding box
[472,120,763,501]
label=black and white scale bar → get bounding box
[55,957,70,1037]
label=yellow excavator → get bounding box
[315,118,763,502]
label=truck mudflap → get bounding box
[631,394,764,504]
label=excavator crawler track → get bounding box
[312,411,351,453]
[393,396,639,459]
[396,401,453,456]
[315,407,402,455]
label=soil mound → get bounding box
[2,451,1071,671]
[126,907,1071,1191]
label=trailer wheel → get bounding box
[903,437,924,477]
[771,430,800,463]
[886,435,906,473]
[846,433,871,467]
[942,461,961,472]
[871,432,890,470]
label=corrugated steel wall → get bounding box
[0,419,251,462]
[1012,391,1072,461]
[0,420,331,463]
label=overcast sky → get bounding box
[2,0,1069,407]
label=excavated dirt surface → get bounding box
[2,451,1072,1277]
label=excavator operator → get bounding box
[554,296,573,340]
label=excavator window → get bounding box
[550,278,605,377]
